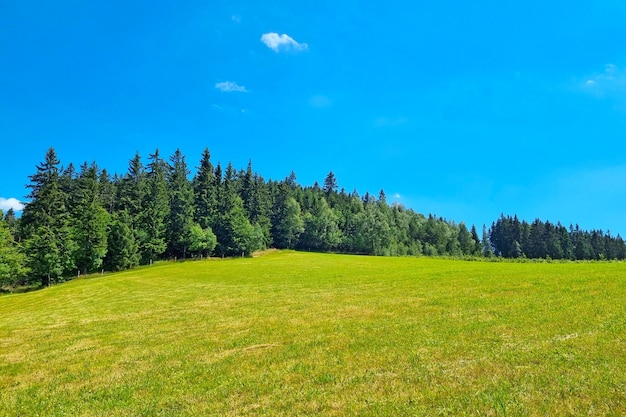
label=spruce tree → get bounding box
[72,162,110,275]
[167,149,195,258]
[482,224,493,257]
[192,148,218,230]
[21,148,75,285]
[104,210,139,271]
[323,171,338,196]
[140,149,170,263]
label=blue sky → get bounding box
[2,1,626,234]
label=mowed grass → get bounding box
[1,251,625,416]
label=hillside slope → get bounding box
[1,252,625,415]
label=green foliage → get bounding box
[167,149,195,258]
[72,162,110,274]
[140,149,170,263]
[0,213,27,287]
[15,146,626,281]
[216,197,262,257]
[187,223,217,257]
[299,197,342,251]
[490,215,624,260]
[21,148,76,284]
[104,211,139,271]
[192,148,218,230]
[24,226,65,286]
[322,171,338,195]
[271,193,304,249]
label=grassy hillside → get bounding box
[1,251,625,416]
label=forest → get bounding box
[1,147,625,288]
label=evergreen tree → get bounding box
[21,148,75,285]
[167,149,195,258]
[72,162,110,275]
[378,189,387,205]
[140,149,170,263]
[323,171,338,196]
[104,210,139,271]
[99,168,117,214]
[482,224,493,257]
[470,224,482,256]
[25,226,63,287]
[192,148,218,230]
[527,218,547,259]
[458,223,475,255]
[2,208,19,242]
[116,152,146,220]
[216,197,262,256]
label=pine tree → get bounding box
[104,210,139,271]
[25,226,63,287]
[323,171,338,196]
[116,152,146,235]
[21,148,75,285]
[458,223,474,255]
[216,197,261,256]
[167,149,195,258]
[482,224,493,257]
[99,168,117,214]
[192,148,218,230]
[72,162,110,275]
[470,224,481,256]
[2,208,19,242]
[140,149,170,263]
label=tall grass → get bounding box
[1,251,625,416]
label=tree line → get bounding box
[1,147,624,288]
[489,214,626,260]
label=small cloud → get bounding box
[394,193,402,200]
[309,95,331,108]
[260,32,308,52]
[581,64,626,97]
[0,197,25,212]
[215,81,248,93]
[231,15,241,23]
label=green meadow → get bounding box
[1,251,625,416]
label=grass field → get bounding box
[1,251,625,416]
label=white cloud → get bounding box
[0,197,25,212]
[394,193,402,200]
[231,15,241,23]
[582,64,626,97]
[260,32,308,52]
[215,81,248,93]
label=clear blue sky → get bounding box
[2,1,626,234]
